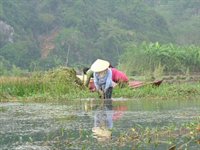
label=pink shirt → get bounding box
[111,68,128,83]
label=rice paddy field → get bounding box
[0,68,200,149]
[0,99,199,150]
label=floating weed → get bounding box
[55,115,78,122]
[111,120,200,149]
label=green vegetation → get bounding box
[1,2,199,149]
[0,67,97,101]
[119,42,200,75]
[113,83,200,100]
[0,0,200,102]
[1,0,199,71]
[1,67,200,102]
[112,121,200,149]
[151,0,200,46]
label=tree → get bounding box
[95,19,135,65]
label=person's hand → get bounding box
[98,89,104,95]
[98,89,104,98]
[112,81,117,87]
[104,87,110,93]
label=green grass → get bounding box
[112,82,200,99]
[0,67,100,101]
[1,79,200,102]
[1,67,200,102]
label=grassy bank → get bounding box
[113,82,200,100]
[0,67,96,102]
[0,80,200,101]
[1,75,200,102]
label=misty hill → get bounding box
[149,0,200,45]
[0,0,199,71]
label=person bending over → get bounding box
[90,59,113,99]
[84,65,128,89]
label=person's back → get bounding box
[111,68,128,83]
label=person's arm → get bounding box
[94,73,104,98]
[104,69,112,92]
[85,70,93,87]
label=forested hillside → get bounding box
[0,0,199,73]
[150,0,200,45]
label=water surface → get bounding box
[0,99,199,150]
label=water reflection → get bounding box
[0,99,199,149]
[92,100,113,142]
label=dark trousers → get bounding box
[104,87,113,99]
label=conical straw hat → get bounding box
[90,59,110,72]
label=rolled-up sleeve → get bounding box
[93,72,100,90]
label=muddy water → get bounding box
[0,99,199,150]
